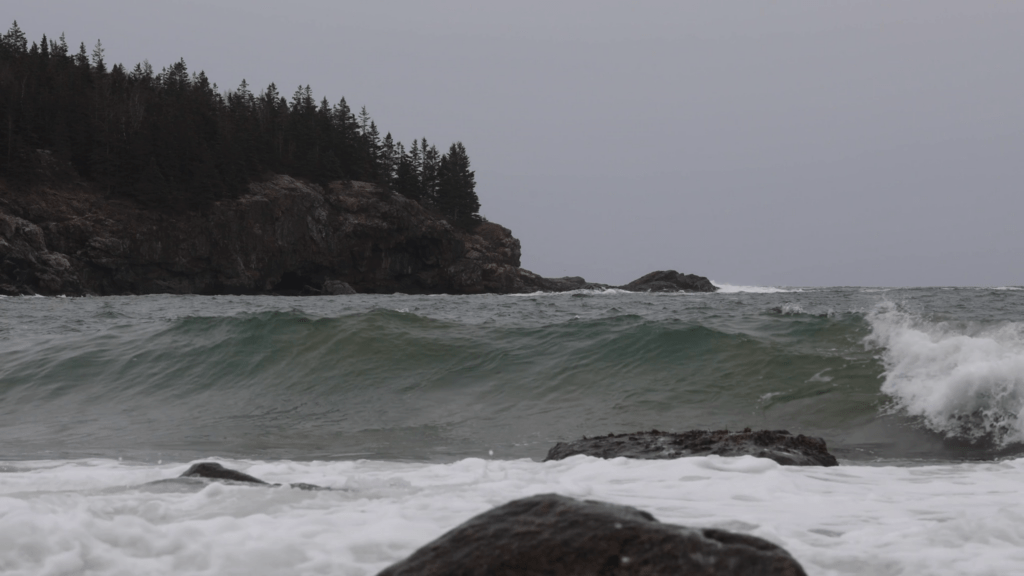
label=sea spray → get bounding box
[866,300,1024,445]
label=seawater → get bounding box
[2,287,1023,575]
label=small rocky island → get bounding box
[0,172,717,297]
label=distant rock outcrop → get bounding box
[545,429,839,467]
[378,493,807,576]
[621,269,718,293]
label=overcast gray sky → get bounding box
[9,1,1024,286]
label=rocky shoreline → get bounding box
[0,175,717,297]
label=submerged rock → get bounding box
[621,269,718,293]
[545,429,839,467]
[378,493,807,576]
[178,462,327,490]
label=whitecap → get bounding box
[712,282,799,294]
[865,301,1024,445]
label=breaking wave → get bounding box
[711,282,800,294]
[866,301,1024,446]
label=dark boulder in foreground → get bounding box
[546,429,839,467]
[621,269,718,293]
[378,493,807,576]
[178,462,327,490]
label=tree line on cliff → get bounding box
[0,22,482,228]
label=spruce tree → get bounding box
[420,138,440,205]
[436,142,480,229]
[2,21,27,55]
[91,40,106,73]
[393,143,421,201]
[74,42,89,68]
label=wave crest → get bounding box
[866,301,1024,445]
[712,282,799,294]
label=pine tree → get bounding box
[91,40,106,73]
[74,42,89,68]
[436,142,480,229]
[420,138,440,205]
[393,142,421,201]
[1,21,28,55]
[52,33,69,58]
[380,132,397,186]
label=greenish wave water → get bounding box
[2,287,1023,463]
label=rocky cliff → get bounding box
[0,175,717,296]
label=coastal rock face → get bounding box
[378,493,807,576]
[621,269,718,292]
[545,429,839,467]
[0,176,547,296]
[0,174,721,296]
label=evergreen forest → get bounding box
[0,22,482,229]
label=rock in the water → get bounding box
[321,279,356,295]
[621,269,718,292]
[179,462,269,484]
[176,462,330,490]
[378,493,807,576]
[545,429,839,467]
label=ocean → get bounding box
[2,285,1023,575]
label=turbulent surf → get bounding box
[1,287,1023,575]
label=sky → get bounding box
[8,1,1024,287]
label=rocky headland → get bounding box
[0,174,717,297]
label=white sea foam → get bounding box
[776,303,806,315]
[994,286,1024,291]
[712,282,799,294]
[866,301,1024,444]
[2,456,1024,576]
[510,288,633,297]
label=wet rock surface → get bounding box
[378,493,807,576]
[545,429,839,467]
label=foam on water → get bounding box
[2,456,1023,576]
[866,301,1024,445]
[712,282,799,294]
